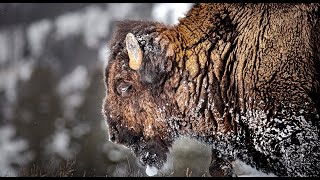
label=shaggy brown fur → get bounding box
[102,3,320,176]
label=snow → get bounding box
[46,130,72,159]
[71,122,91,138]
[107,3,134,20]
[233,159,276,177]
[146,165,158,176]
[151,3,193,25]
[0,68,18,104]
[82,5,110,48]
[0,125,32,177]
[57,65,89,119]
[57,65,89,95]
[0,60,34,120]
[27,19,52,57]
[0,31,9,65]
[53,4,139,49]
[108,149,124,162]
[55,12,83,40]
[17,60,34,82]
[103,142,129,162]
[98,44,110,69]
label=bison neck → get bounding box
[163,5,239,145]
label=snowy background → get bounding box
[0,3,221,177]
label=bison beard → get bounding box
[102,3,320,177]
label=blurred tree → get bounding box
[69,65,106,176]
[0,90,6,125]
[11,63,63,171]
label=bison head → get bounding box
[102,20,181,175]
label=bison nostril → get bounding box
[109,130,119,143]
[110,133,116,142]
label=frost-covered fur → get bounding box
[103,3,320,177]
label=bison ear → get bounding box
[125,33,143,70]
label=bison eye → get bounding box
[116,81,133,97]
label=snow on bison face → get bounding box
[102,20,180,175]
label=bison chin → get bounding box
[107,120,171,176]
[132,136,171,176]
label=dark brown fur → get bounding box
[103,3,320,176]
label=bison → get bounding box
[102,3,320,177]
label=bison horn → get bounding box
[125,33,143,70]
